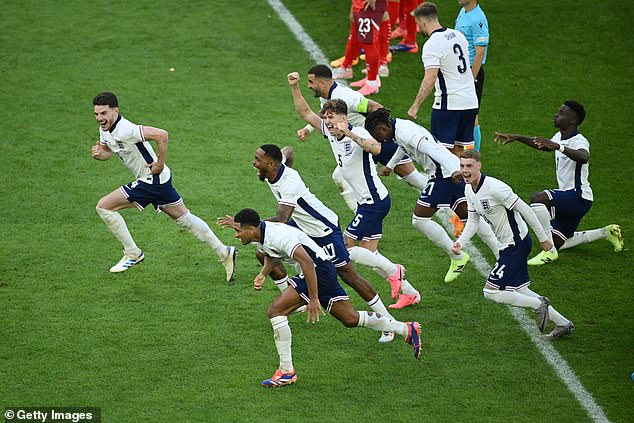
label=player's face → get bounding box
[252,149,274,181]
[94,105,118,131]
[307,74,323,97]
[323,111,347,137]
[234,224,258,245]
[416,17,428,36]
[369,123,392,142]
[460,157,482,184]
[553,105,574,130]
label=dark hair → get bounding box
[320,98,348,116]
[259,144,283,163]
[412,2,438,19]
[460,149,481,161]
[365,108,393,133]
[564,100,586,125]
[93,92,118,107]
[234,208,261,227]
[308,64,332,79]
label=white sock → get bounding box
[332,167,357,212]
[366,294,394,319]
[175,211,226,258]
[560,228,608,250]
[483,288,541,309]
[517,287,570,326]
[476,218,500,257]
[357,311,408,337]
[400,279,418,296]
[412,216,461,259]
[348,247,398,278]
[401,170,429,192]
[270,316,293,372]
[96,207,141,257]
[367,79,378,87]
[531,203,554,244]
[274,276,289,292]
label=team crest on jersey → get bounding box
[116,140,124,149]
[480,199,490,211]
[344,141,352,156]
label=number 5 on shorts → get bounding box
[351,213,364,227]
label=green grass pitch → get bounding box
[0,0,632,421]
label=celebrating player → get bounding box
[91,92,237,280]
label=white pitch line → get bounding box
[267,2,610,422]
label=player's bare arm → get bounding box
[336,122,382,155]
[141,125,168,174]
[409,68,438,119]
[254,254,275,290]
[288,72,323,133]
[534,140,589,164]
[472,45,486,79]
[217,215,240,230]
[91,141,112,161]
[292,246,326,324]
[266,204,295,225]
[494,132,551,150]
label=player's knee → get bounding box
[483,289,502,304]
[530,191,548,205]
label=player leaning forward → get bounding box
[453,150,574,338]
[91,92,237,280]
[226,208,421,387]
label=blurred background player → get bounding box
[494,101,623,265]
[455,0,489,151]
[297,65,429,212]
[91,92,237,280]
[389,0,423,53]
[454,150,574,339]
[224,208,422,386]
[289,72,420,308]
[331,0,389,95]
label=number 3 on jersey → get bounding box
[453,43,467,74]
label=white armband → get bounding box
[558,144,565,153]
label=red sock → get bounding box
[379,20,390,64]
[389,1,400,27]
[342,22,361,68]
[404,0,418,45]
[363,41,379,81]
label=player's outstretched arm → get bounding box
[336,122,382,155]
[494,132,552,151]
[292,246,326,324]
[91,141,112,161]
[287,72,323,133]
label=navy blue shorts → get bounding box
[372,140,412,166]
[288,260,349,313]
[120,178,182,211]
[431,108,478,148]
[344,195,391,241]
[486,234,532,290]
[417,177,466,210]
[311,226,350,268]
[546,189,593,239]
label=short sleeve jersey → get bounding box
[422,28,479,110]
[266,164,340,238]
[321,122,389,205]
[256,221,331,264]
[99,115,171,184]
[455,5,489,65]
[552,131,593,201]
[320,82,369,128]
[393,118,460,178]
[465,175,529,249]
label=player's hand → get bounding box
[287,72,300,86]
[91,141,109,160]
[407,105,418,120]
[379,166,393,177]
[494,132,518,145]
[145,161,164,174]
[253,273,266,291]
[305,300,325,324]
[451,241,462,255]
[534,139,558,151]
[335,121,350,134]
[451,170,463,184]
[296,128,310,142]
[217,215,239,230]
[540,240,554,252]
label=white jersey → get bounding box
[266,164,340,238]
[319,82,368,127]
[99,115,171,184]
[392,118,460,178]
[552,131,593,201]
[465,175,529,250]
[422,28,479,111]
[256,221,331,265]
[321,122,389,205]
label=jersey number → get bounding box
[337,154,343,167]
[489,263,506,280]
[422,181,435,196]
[351,213,364,227]
[453,43,468,74]
[357,18,371,34]
[322,243,336,260]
